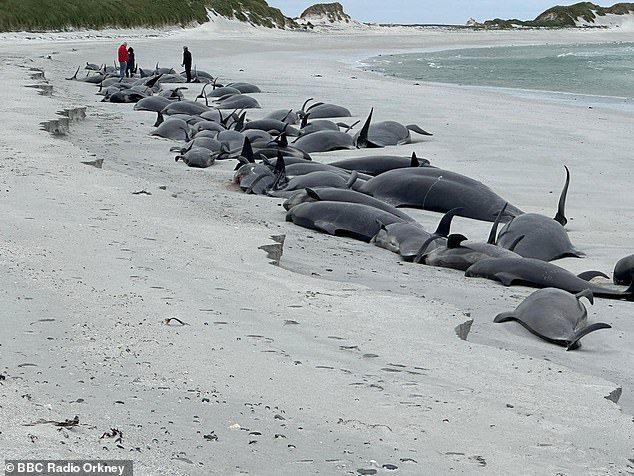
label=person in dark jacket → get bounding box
[182,46,192,83]
[125,47,136,77]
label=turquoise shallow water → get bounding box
[361,42,634,101]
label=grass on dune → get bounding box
[0,0,295,32]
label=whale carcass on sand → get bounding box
[359,167,523,223]
[494,288,611,350]
[496,166,584,261]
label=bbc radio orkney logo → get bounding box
[4,460,133,475]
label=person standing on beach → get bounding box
[117,42,128,82]
[182,46,192,83]
[125,46,135,77]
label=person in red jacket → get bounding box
[117,42,129,82]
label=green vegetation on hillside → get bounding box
[535,1,634,26]
[481,2,634,29]
[0,0,296,32]
[0,0,206,31]
[206,0,294,28]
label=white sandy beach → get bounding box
[1,15,634,475]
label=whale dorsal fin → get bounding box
[300,112,310,129]
[281,109,294,123]
[218,109,228,127]
[574,289,594,305]
[375,218,388,232]
[306,101,324,112]
[554,165,570,226]
[276,132,288,148]
[305,188,321,201]
[270,153,287,191]
[508,234,525,252]
[196,82,209,101]
[154,112,164,127]
[233,156,248,171]
[300,98,313,114]
[410,152,430,167]
[145,73,164,89]
[447,234,468,249]
[233,111,246,131]
[356,108,380,148]
[434,207,463,237]
[488,203,508,244]
[341,120,359,133]
[413,235,443,264]
[66,66,80,80]
[240,137,255,164]
[577,270,609,282]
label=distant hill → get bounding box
[479,2,634,28]
[300,3,351,23]
[294,2,361,29]
[0,0,298,32]
[534,2,634,26]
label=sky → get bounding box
[265,1,578,25]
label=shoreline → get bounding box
[1,18,634,475]
[353,69,634,116]
[354,41,634,113]
[322,29,634,117]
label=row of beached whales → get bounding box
[70,62,634,351]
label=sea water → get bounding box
[360,42,634,111]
